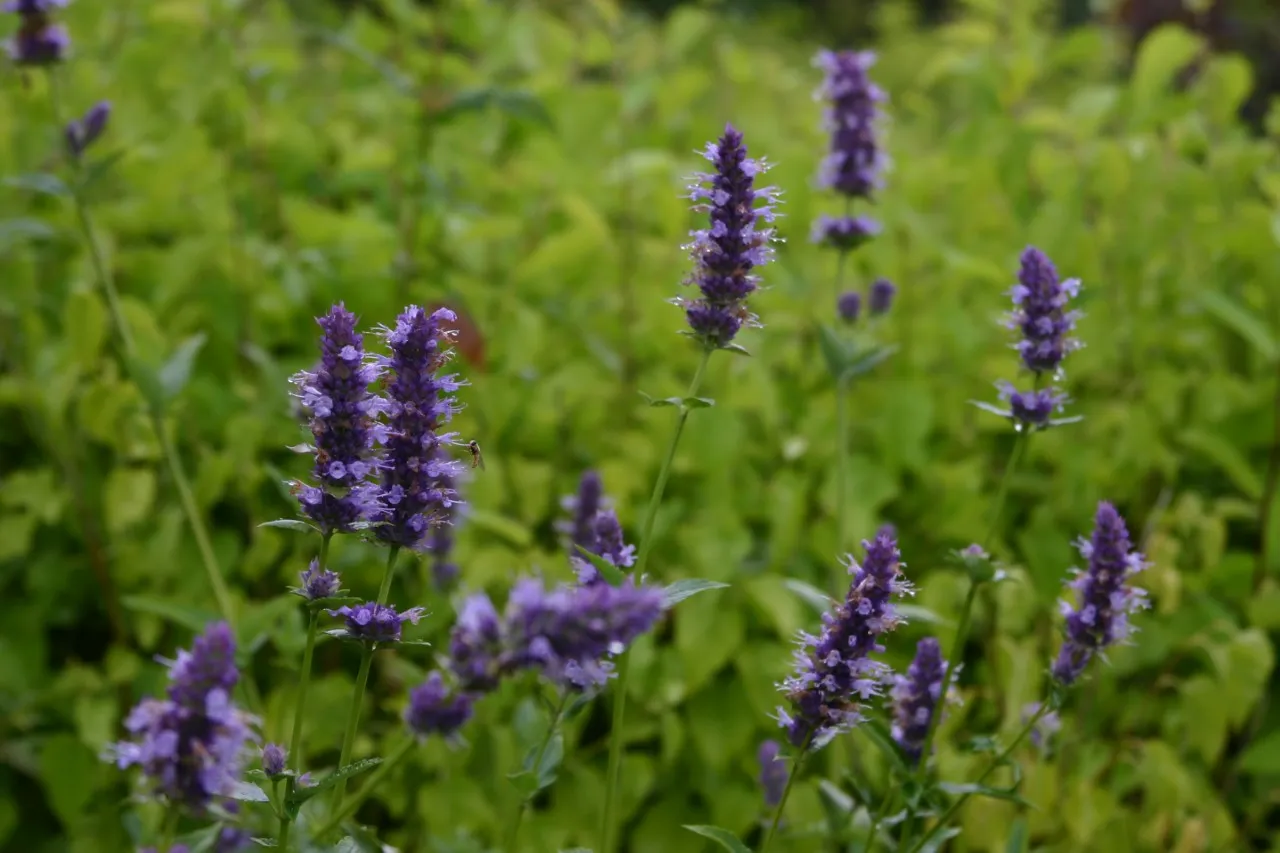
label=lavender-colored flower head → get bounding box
[1006,247,1081,376]
[573,508,637,585]
[811,214,880,252]
[448,592,505,692]
[376,306,467,550]
[1051,502,1150,686]
[405,671,474,739]
[675,124,779,349]
[814,49,887,200]
[757,740,788,808]
[108,623,255,810]
[261,743,286,777]
[996,382,1069,429]
[215,827,250,853]
[65,100,109,158]
[837,291,862,324]
[3,0,68,65]
[290,304,386,535]
[868,278,896,316]
[558,470,605,551]
[778,528,912,749]
[890,637,948,766]
[503,576,665,689]
[295,559,341,601]
[327,601,426,644]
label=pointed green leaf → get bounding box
[817,323,854,380]
[286,758,382,816]
[720,343,751,356]
[259,519,317,533]
[917,826,962,853]
[574,545,627,586]
[158,333,208,400]
[1199,290,1278,362]
[436,87,552,128]
[784,578,834,613]
[1005,817,1029,853]
[842,344,898,380]
[662,578,730,608]
[681,825,751,853]
[4,173,68,197]
[229,781,270,802]
[936,781,1031,807]
[860,718,910,777]
[250,840,278,848]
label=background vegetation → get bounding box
[2,0,1279,850]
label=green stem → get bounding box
[600,347,714,853]
[903,705,1048,853]
[314,735,415,839]
[760,741,809,853]
[159,806,180,851]
[864,786,896,852]
[835,378,850,555]
[506,693,569,853]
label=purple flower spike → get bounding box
[290,304,387,536]
[376,306,467,550]
[558,470,605,551]
[814,49,887,201]
[778,528,912,749]
[868,278,896,316]
[261,743,286,777]
[1006,247,1082,376]
[811,214,880,252]
[405,671,474,739]
[448,593,504,692]
[574,509,637,585]
[296,559,341,601]
[65,100,110,158]
[327,601,426,644]
[4,0,68,65]
[890,637,948,766]
[675,124,779,349]
[757,740,788,808]
[1052,502,1149,686]
[107,623,255,810]
[837,291,862,323]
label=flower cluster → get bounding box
[376,306,466,550]
[675,125,779,349]
[327,601,427,644]
[1051,502,1149,686]
[108,623,255,810]
[290,304,387,535]
[557,471,636,584]
[890,636,948,766]
[778,529,912,748]
[294,558,341,601]
[3,0,68,65]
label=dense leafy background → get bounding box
[2,0,1279,851]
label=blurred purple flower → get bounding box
[448,592,505,692]
[890,636,948,766]
[327,601,426,644]
[811,215,880,252]
[214,826,250,853]
[757,740,788,808]
[675,124,779,348]
[868,278,896,316]
[573,508,637,585]
[814,49,887,200]
[559,470,605,551]
[405,671,474,739]
[290,304,387,535]
[65,100,109,158]
[376,305,467,550]
[1022,702,1061,752]
[837,291,862,323]
[295,559,341,601]
[778,528,911,749]
[3,0,68,65]
[1052,502,1149,685]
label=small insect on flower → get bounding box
[467,439,485,471]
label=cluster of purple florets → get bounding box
[4,0,68,65]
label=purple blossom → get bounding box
[573,509,637,585]
[1005,247,1081,376]
[290,304,387,535]
[757,740,788,808]
[558,470,605,551]
[837,291,862,323]
[868,278,896,316]
[1052,502,1149,686]
[108,623,255,810]
[376,306,466,550]
[405,671,474,739]
[811,215,880,252]
[214,826,250,853]
[890,637,948,766]
[295,559,341,601]
[778,528,912,749]
[261,743,286,776]
[327,601,426,644]
[65,100,109,159]
[814,49,887,200]
[1022,702,1061,752]
[448,592,505,692]
[3,0,68,65]
[675,124,779,348]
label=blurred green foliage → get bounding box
[2,0,1280,851]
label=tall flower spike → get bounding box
[376,305,467,550]
[778,528,912,749]
[1051,502,1149,686]
[1006,246,1081,376]
[890,636,948,766]
[3,0,69,65]
[573,508,637,586]
[107,622,255,810]
[558,469,605,552]
[290,304,387,535]
[676,124,779,349]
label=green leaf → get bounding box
[680,825,751,853]
[467,508,532,548]
[509,732,565,798]
[1199,290,1278,362]
[437,87,552,128]
[662,578,729,608]
[817,323,854,380]
[4,173,68,197]
[36,735,98,827]
[682,396,715,408]
[1130,24,1204,107]
[1005,816,1029,853]
[860,719,910,777]
[917,826,962,853]
[230,781,270,802]
[720,343,751,356]
[784,578,833,613]
[1237,729,1280,774]
[936,781,1031,807]
[250,840,279,848]
[158,333,208,400]
[842,344,898,381]
[103,467,157,532]
[574,545,627,586]
[121,595,217,633]
[0,216,55,252]
[286,757,382,816]
[259,519,318,533]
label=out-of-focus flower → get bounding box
[290,304,387,535]
[837,291,862,324]
[327,601,426,644]
[757,740,788,808]
[868,278,896,316]
[675,124,779,348]
[294,559,341,601]
[405,671,474,739]
[214,826,250,853]
[573,509,637,585]
[814,49,887,201]
[65,100,109,158]
[778,528,911,749]
[558,470,605,552]
[448,592,505,692]
[1052,502,1149,685]
[811,214,880,252]
[1021,702,1061,753]
[890,637,948,766]
[261,743,286,777]
[3,0,68,65]
[376,305,467,550]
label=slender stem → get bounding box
[600,347,714,853]
[159,806,180,851]
[864,786,896,852]
[1254,358,1280,593]
[903,705,1049,853]
[835,378,850,555]
[506,693,570,853]
[313,735,415,839]
[377,545,401,606]
[760,742,809,853]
